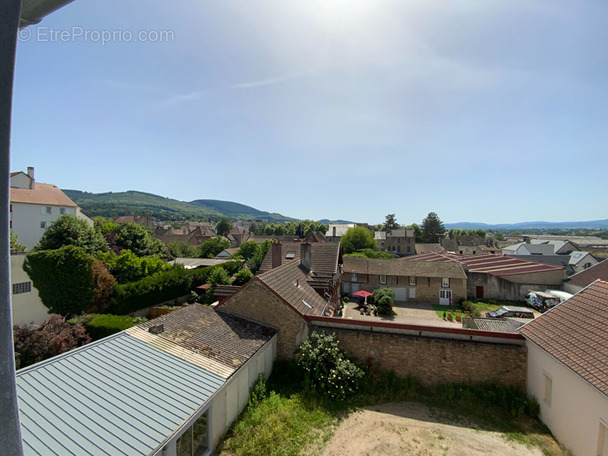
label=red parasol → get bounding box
[352,290,373,305]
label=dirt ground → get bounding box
[322,402,543,456]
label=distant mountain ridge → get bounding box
[445,219,608,230]
[63,190,297,222]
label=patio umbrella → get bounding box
[352,290,373,305]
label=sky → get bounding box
[10,0,608,225]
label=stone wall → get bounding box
[312,323,527,389]
[468,272,564,301]
[218,280,308,360]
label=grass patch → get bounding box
[466,298,527,313]
[431,305,461,318]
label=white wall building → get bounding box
[520,280,608,456]
[10,254,48,326]
[10,167,92,250]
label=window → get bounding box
[442,278,450,288]
[584,262,592,269]
[40,221,46,229]
[177,411,208,456]
[41,206,51,215]
[60,207,66,215]
[397,238,400,243]
[351,273,358,282]
[409,276,416,286]
[379,275,387,284]
[407,246,411,253]
[397,246,400,252]
[543,373,552,407]
[12,282,32,294]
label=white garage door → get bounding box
[392,288,407,302]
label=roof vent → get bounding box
[149,324,164,335]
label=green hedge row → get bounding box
[108,261,241,314]
[84,314,145,340]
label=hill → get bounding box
[63,190,296,222]
[445,219,608,230]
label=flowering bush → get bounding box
[296,331,363,400]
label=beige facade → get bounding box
[10,254,48,325]
[218,280,309,359]
[526,342,608,456]
[343,271,466,305]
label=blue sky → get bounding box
[10,0,608,225]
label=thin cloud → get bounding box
[231,73,302,89]
[104,80,204,104]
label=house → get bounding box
[562,259,608,294]
[227,225,249,248]
[519,280,608,456]
[215,247,240,258]
[325,223,356,243]
[16,304,277,456]
[155,226,215,246]
[403,253,565,301]
[374,229,415,256]
[115,215,155,230]
[503,240,598,275]
[9,167,92,250]
[415,243,446,255]
[218,257,336,359]
[10,253,48,325]
[342,257,467,305]
[441,235,498,255]
[568,251,599,274]
[181,221,215,235]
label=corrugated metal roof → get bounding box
[17,332,226,456]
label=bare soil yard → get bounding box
[322,402,554,456]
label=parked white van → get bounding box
[526,290,573,311]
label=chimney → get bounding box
[301,241,312,272]
[271,240,282,269]
[27,167,35,189]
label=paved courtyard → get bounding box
[343,299,460,328]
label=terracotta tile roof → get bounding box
[565,259,608,288]
[403,252,564,277]
[344,256,467,279]
[10,183,77,207]
[257,262,329,317]
[131,304,275,373]
[519,280,608,397]
[258,242,340,275]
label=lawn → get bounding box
[217,360,567,456]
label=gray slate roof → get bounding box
[343,257,467,279]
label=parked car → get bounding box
[526,290,573,311]
[486,306,535,319]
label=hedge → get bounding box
[84,314,145,340]
[108,261,242,315]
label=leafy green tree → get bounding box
[113,222,166,257]
[421,212,446,243]
[403,223,423,242]
[344,249,394,259]
[233,269,254,286]
[93,216,118,235]
[10,230,26,252]
[373,288,395,316]
[297,331,363,400]
[35,214,108,255]
[100,249,171,284]
[341,226,377,254]
[205,266,231,303]
[247,240,272,274]
[236,241,259,260]
[197,236,230,258]
[167,242,197,258]
[216,219,232,237]
[24,245,96,315]
[495,232,505,241]
[383,214,399,232]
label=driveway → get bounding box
[344,300,459,328]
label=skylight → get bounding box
[285,251,296,259]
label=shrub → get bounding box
[24,245,96,316]
[84,314,145,340]
[249,374,268,406]
[461,300,481,317]
[233,269,254,286]
[297,331,363,400]
[373,288,395,316]
[13,315,91,369]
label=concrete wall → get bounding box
[10,254,48,325]
[10,202,77,250]
[526,341,608,456]
[343,272,466,305]
[467,272,563,301]
[219,280,308,359]
[563,282,583,295]
[311,321,527,388]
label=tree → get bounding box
[236,241,259,261]
[373,288,395,316]
[197,236,230,258]
[204,266,231,303]
[92,216,118,235]
[421,212,446,243]
[24,245,96,315]
[35,214,108,255]
[403,223,422,242]
[167,242,197,258]
[113,222,166,257]
[383,214,399,232]
[90,260,117,313]
[233,269,254,286]
[13,314,91,369]
[247,239,271,274]
[216,219,232,237]
[100,249,171,284]
[10,230,26,252]
[341,226,377,254]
